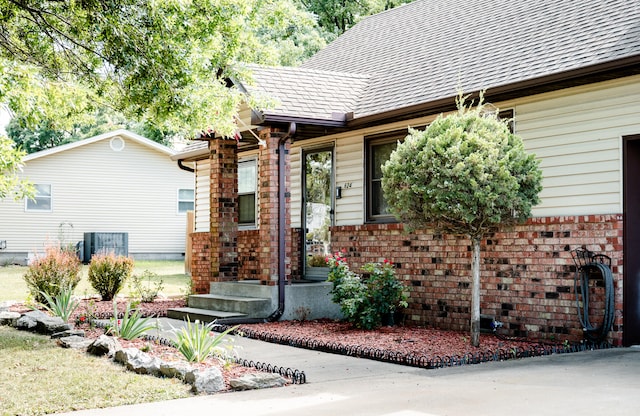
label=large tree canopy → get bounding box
[382,94,543,346]
[0,0,325,138]
[300,0,413,36]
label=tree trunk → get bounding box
[470,237,481,347]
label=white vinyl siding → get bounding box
[335,136,364,225]
[323,75,640,225]
[194,159,211,232]
[516,75,640,217]
[0,135,193,257]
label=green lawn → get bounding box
[0,326,191,415]
[0,260,190,302]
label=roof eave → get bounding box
[255,113,348,128]
[347,55,640,128]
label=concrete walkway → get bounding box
[56,318,640,416]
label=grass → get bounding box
[0,260,190,303]
[0,326,191,415]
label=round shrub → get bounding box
[88,253,134,301]
[23,245,81,303]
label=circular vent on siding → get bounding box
[110,136,125,151]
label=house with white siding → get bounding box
[0,129,194,264]
[171,0,640,346]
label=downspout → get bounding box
[268,122,296,320]
[213,122,296,326]
[177,160,195,173]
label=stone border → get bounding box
[0,309,287,394]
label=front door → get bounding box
[302,147,334,279]
[623,135,640,345]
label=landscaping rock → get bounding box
[185,368,225,394]
[87,335,122,358]
[0,311,21,326]
[35,315,72,335]
[51,329,85,339]
[114,348,162,376]
[58,335,93,349]
[15,312,41,330]
[159,361,193,380]
[229,373,288,391]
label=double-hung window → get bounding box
[238,158,257,226]
[366,134,404,222]
[26,184,52,212]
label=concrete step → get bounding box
[166,307,247,324]
[188,294,272,316]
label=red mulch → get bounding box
[10,298,556,386]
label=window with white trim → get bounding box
[178,188,195,213]
[26,184,52,212]
[238,158,257,226]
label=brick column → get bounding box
[257,127,291,284]
[199,137,238,293]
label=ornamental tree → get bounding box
[381,94,543,346]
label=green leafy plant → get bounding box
[38,286,80,323]
[129,270,164,303]
[107,301,156,340]
[173,319,239,363]
[363,259,408,323]
[23,245,81,304]
[88,253,134,301]
[327,252,408,329]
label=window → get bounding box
[26,184,52,212]
[364,109,514,222]
[178,188,195,213]
[366,137,401,222]
[238,159,257,226]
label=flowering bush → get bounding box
[23,245,81,304]
[327,252,408,329]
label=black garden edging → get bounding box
[90,315,307,384]
[213,323,615,370]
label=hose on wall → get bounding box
[572,249,615,343]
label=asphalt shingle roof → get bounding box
[262,0,640,121]
[244,66,370,123]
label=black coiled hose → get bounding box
[574,257,615,343]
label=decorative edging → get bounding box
[214,324,614,370]
[92,318,307,384]
[141,334,307,384]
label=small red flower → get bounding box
[79,316,86,322]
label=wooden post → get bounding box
[185,210,194,275]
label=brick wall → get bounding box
[330,214,624,345]
[238,228,303,281]
[190,231,211,294]
[208,138,239,287]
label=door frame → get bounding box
[301,145,335,278]
[622,134,640,346]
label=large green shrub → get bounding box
[88,253,134,301]
[327,252,408,329]
[23,245,81,303]
[381,93,543,346]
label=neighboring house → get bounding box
[173,0,640,345]
[0,130,194,264]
